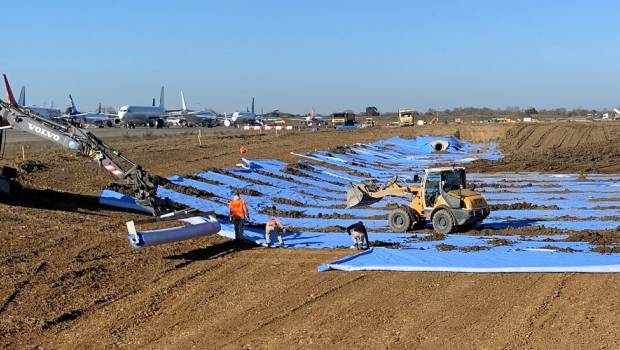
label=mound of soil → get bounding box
[565,229,620,245]
[435,243,489,252]
[183,174,222,186]
[420,233,447,241]
[467,123,620,174]
[369,240,402,248]
[164,183,214,198]
[538,245,581,253]
[488,238,514,246]
[436,243,457,251]
[232,187,262,196]
[591,245,620,254]
[283,165,309,178]
[272,197,305,207]
[489,202,560,210]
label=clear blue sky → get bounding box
[1,0,619,114]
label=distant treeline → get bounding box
[381,107,616,117]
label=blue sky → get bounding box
[1,0,619,114]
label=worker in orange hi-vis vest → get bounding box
[239,145,248,154]
[265,217,286,248]
[228,192,249,240]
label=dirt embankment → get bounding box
[468,122,620,173]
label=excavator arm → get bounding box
[0,97,172,215]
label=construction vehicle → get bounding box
[331,111,356,129]
[0,74,195,219]
[362,117,376,128]
[398,109,417,126]
[346,167,490,234]
[0,75,222,249]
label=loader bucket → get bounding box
[346,182,382,208]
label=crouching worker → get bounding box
[346,221,370,250]
[265,218,286,248]
[229,192,249,241]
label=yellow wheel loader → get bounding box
[346,167,490,234]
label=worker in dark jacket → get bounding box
[346,221,370,250]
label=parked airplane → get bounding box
[64,95,119,127]
[165,91,218,127]
[2,75,62,119]
[614,108,620,119]
[223,97,261,127]
[117,87,166,128]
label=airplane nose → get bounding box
[118,111,126,120]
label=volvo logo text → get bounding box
[28,123,60,141]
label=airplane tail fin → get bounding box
[251,97,255,114]
[98,103,102,114]
[69,94,78,114]
[152,98,156,107]
[181,91,187,111]
[159,86,165,109]
[18,86,25,107]
[2,74,18,107]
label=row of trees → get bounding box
[420,107,614,117]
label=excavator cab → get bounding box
[346,167,490,234]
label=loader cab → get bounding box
[421,168,466,208]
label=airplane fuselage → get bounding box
[118,106,165,125]
[226,111,257,126]
[28,107,62,119]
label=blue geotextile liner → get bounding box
[100,135,620,272]
[318,234,620,272]
[156,135,618,233]
[217,222,410,248]
[318,247,620,273]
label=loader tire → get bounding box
[389,207,414,232]
[432,209,455,235]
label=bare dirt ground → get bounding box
[2,123,620,349]
[467,122,620,173]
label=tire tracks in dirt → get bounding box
[225,274,368,346]
[502,273,573,350]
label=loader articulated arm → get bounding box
[0,99,171,215]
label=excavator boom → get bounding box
[0,97,171,215]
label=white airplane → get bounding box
[117,87,167,128]
[64,95,119,127]
[223,97,261,127]
[2,75,62,119]
[614,108,620,119]
[165,91,218,127]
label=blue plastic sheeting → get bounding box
[218,222,410,248]
[318,247,620,273]
[318,234,620,272]
[99,189,152,214]
[157,186,387,229]
[170,136,616,232]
